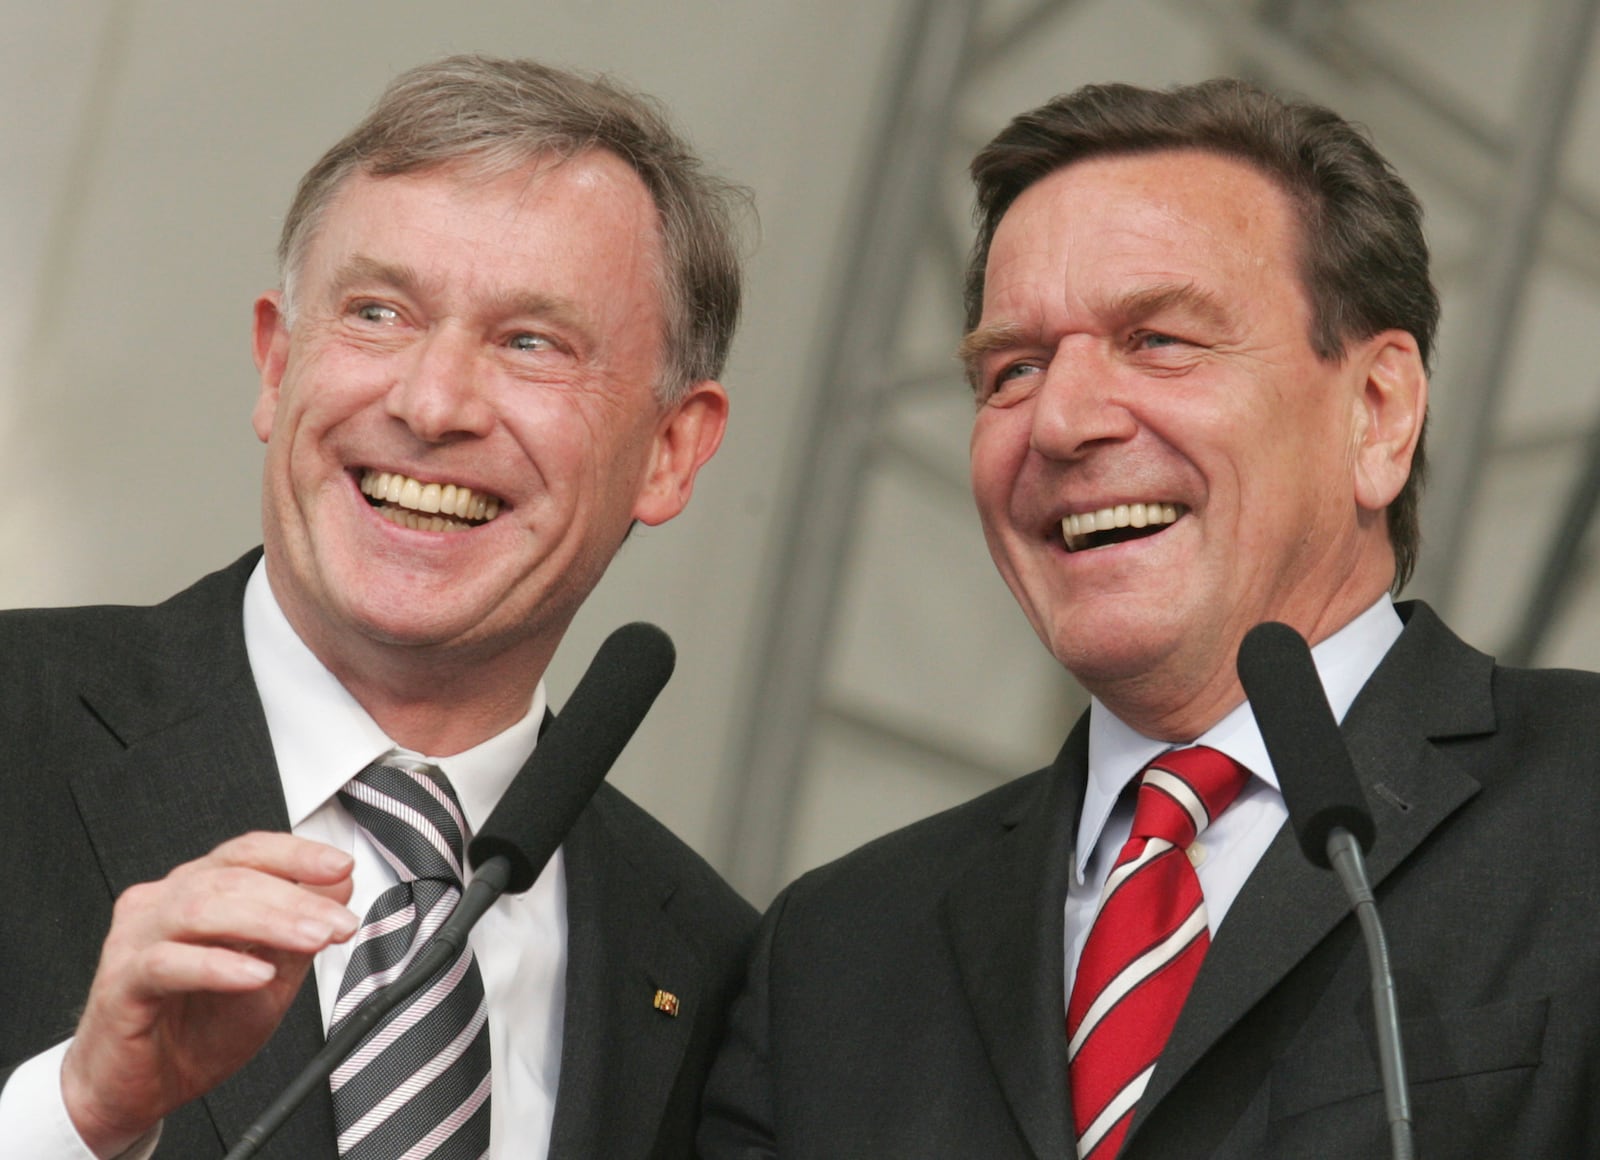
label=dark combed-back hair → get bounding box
[965,78,1438,591]
[278,54,750,402]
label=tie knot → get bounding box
[1131,745,1251,847]
[339,755,469,887]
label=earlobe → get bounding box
[1351,331,1428,512]
[251,293,290,445]
[632,381,730,526]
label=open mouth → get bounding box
[358,469,503,533]
[1061,502,1184,553]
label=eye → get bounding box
[508,332,555,353]
[353,302,400,325]
[1132,330,1184,349]
[983,360,1041,399]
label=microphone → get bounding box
[470,620,676,890]
[1236,621,1375,867]
[224,622,676,1160]
[1236,621,1413,1160]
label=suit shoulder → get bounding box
[0,552,259,675]
[1492,659,1600,700]
[785,768,1050,904]
[587,783,758,936]
[1489,660,1600,749]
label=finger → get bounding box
[113,871,358,956]
[133,940,283,996]
[300,874,356,908]
[199,831,355,885]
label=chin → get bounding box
[1042,618,1184,689]
[320,581,484,647]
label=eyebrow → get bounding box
[1109,281,1230,332]
[328,255,426,300]
[955,322,1027,384]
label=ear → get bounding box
[631,380,730,526]
[251,292,291,445]
[1350,330,1427,513]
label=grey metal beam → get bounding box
[1321,9,1600,292]
[1503,406,1600,666]
[1168,0,1600,290]
[716,0,983,903]
[1414,0,1598,608]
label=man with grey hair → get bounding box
[0,54,755,1159]
[700,78,1600,1158]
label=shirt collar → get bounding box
[1075,596,1403,883]
[241,560,546,837]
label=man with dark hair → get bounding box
[699,78,1600,1158]
[0,55,755,1159]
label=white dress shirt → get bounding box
[1063,597,1403,1008]
[2,560,567,1159]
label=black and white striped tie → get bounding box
[330,756,491,1159]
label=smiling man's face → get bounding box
[250,151,725,687]
[965,148,1410,739]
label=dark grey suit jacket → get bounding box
[699,602,1600,1158]
[0,552,757,1159]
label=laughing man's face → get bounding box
[966,148,1402,738]
[251,152,724,681]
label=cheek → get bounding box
[969,414,1023,503]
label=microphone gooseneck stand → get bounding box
[222,857,512,1160]
[1237,621,1413,1160]
[1325,828,1412,1160]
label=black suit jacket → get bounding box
[699,602,1600,1157]
[0,552,757,1159]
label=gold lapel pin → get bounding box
[652,989,680,1017]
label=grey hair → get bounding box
[277,54,750,402]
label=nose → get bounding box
[1027,336,1138,461]
[385,326,495,442]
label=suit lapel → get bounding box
[1132,603,1495,1137]
[64,557,336,1158]
[546,787,700,1160]
[942,721,1088,1160]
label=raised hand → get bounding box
[60,832,357,1158]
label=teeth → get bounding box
[373,504,477,534]
[358,469,502,530]
[1061,502,1183,552]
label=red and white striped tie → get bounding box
[331,756,491,1160]
[1066,745,1250,1159]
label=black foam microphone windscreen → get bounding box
[469,621,676,892]
[1236,621,1375,868]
